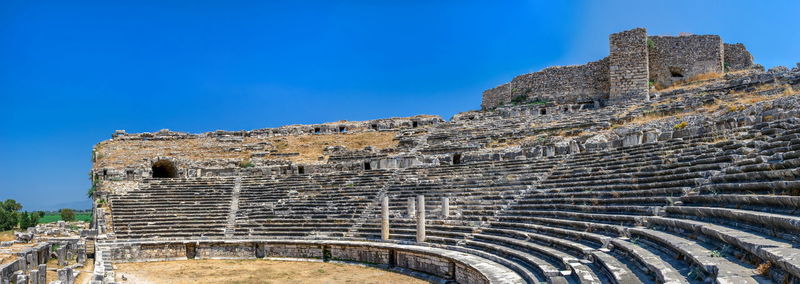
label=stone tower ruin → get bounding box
[481,27,755,109]
[608,28,649,102]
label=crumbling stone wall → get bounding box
[196,243,255,259]
[102,240,498,283]
[648,34,724,87]
[724,43,755,71]
[455,262,490,284]
[330,245,389,264]
[482,28,757,108]
[609,28,650,102]
[395,250,453,279]
[92,115,443,183]
[481,58,610,109]
[264,243,324,259]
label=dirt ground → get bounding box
[114,259,429,284]
[0,231,14,242]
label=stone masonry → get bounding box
[609,27,650,102]
[482,27,756,109]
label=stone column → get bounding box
[15,274,27,284]
[66,267,74,284]
[66,243,74,261]
[29,270,38,284]
[406,197,415,218]
[19,254,27,272]
[441,197,449,219]
[416,195,426,242]
[381,196,390,241]
[38,264,46,284]
[77,245,86,264]
[58,269,67,283]
[57,247,66,266]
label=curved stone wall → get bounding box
[99,239,525,284]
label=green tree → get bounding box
[2,199,22,212]
[59,209,76,222]
[0,209,16,231]
[18,212,31,229]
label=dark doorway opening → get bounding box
[364,162,372,170]
[298,166,305,174]
[371,124,379,131]
[453,153,462,165]
[339,126,347,133]
[669,67,684,78]
[152,160,178,178]
[412,121,419,128]
[314,127,321,134]
[540,108,547,115]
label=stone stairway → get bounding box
[225,175,242,238]
[345,169,402,238]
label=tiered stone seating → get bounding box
[352,158,562,246]
[232,170,394,239]
[109,177,235,239]
[106,118,800,284]
[483,122,800,284]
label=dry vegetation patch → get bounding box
[115,259,428,284]
[0,231,14,242]
[95,131,399,168]
[655,72,724,91]
[257,131,398,164]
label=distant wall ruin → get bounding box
[480,58,610,109]
[609,28,650,102]
[648,34,723,88]
[482,28,755,109]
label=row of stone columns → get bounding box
[381,195,449,243]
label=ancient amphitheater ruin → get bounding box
[4,27,800,284]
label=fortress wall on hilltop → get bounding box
[482,28,757,109]
[609,28,650,102]
[724,43,755,71]
[648,34,724,87]
[480,57,609,110]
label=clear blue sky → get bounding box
[1,0,798,211]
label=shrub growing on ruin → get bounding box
[239,160,255,168]
[17,211,38,229]
[673,121,688,130]
[510,94,528,105]
[0,199,23,231]
[0,209,17,231]
[60,208,76,222]
[87,178,98,198]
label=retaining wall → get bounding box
[102,239,525,284]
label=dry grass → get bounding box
[656,72,724,92]
[115,259,429,284]
[616,111,691,128]
[687,72,724,82]
[261,132,398,164]
[0,231,14,242]
[701,84,798,114]
[95,131,398,168]
[75,258,95,284]
[486,136,541,149]
[755,262,772,276]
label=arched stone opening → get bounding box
[152,160,178,178]
[669,66,685,78]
